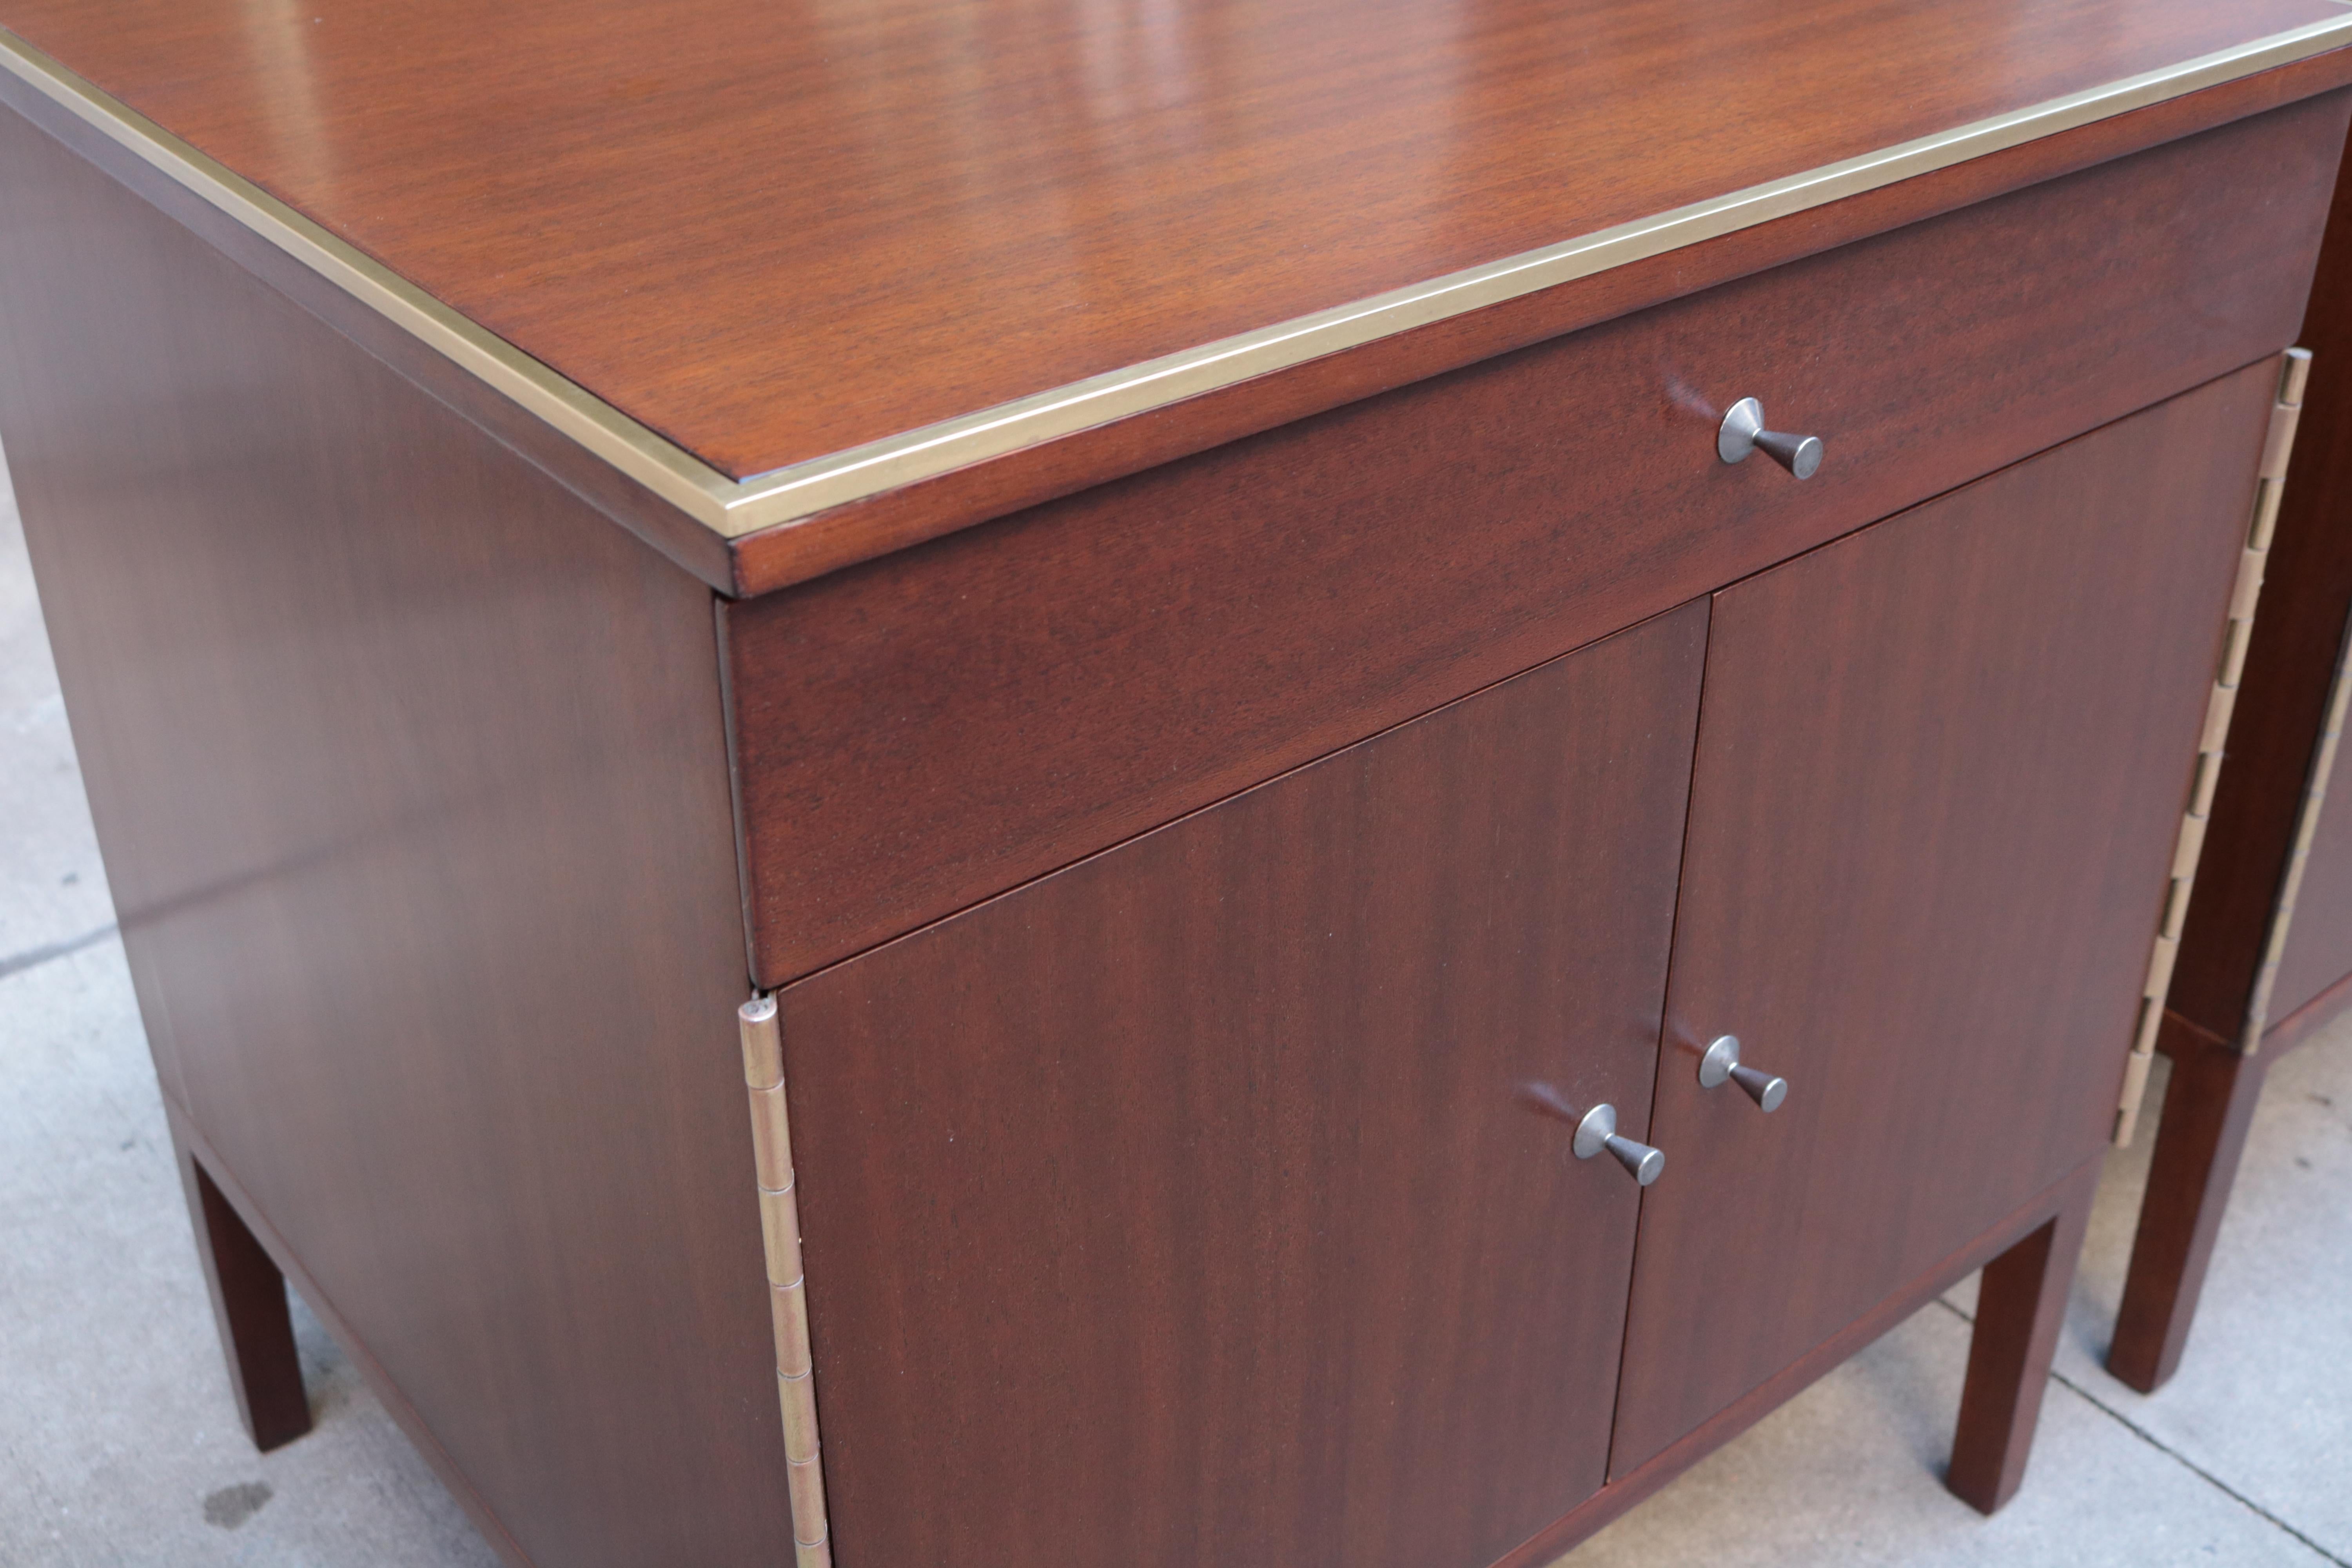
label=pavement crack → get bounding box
[1933,1296,2350,1565]
[2047,1368,2352,1566]
[0,920,118,982]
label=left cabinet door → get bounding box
[776,602,1709,1568]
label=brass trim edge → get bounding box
[0,28,738,527]
[2116,348,2313,1143]
[4,19,2350,545]
[739,995,834,1568]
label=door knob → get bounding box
[1718,397,1824,479]
[1573,1103,1665,1186]
[1698,1034,1788,1112]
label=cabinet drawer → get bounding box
[726,91,2348,985]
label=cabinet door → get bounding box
[1609,363,2277,1476]
[779,605,1706,1568]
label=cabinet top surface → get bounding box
[0,0,2347,540]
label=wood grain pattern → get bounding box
[778,605,1708,1568]
[0,65,742,595]
[726,62,2352,597]
[726,102,2344,986]
[0,104,788,1568]
[1947,1160,2100,1514]
[163,1100,541,1562]
[1609,364,2275,1477]
[0,0,2338,483]
[1488,1156,2105,1568]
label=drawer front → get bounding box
[1608,361,2274,1477]
[779,605,1706,1568]
[726,91,2348,985]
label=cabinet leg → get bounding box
[1946,1162,2097,1515]
[172,1131,312,1452]
[2106,1031,2268,1393]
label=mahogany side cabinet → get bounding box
[2112,103,2352,1395]
[4,5,2351,1566]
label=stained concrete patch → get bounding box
[0,939,502,1568]
[201,1483,272,1530]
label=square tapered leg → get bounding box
[2107,1031,2269,1392]
[1947,1160,2099,1514]
[171,1121,312,1452]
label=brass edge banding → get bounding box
[737,996,833,1561]
[708,18,2352,538]
[0,29,736,526]
[2115,347,2313,1143]
[2,20,2349,544]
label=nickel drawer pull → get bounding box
[1698,1033,1789,1112]
[1573,1102,1666,1186]
[1719,397,1824,479]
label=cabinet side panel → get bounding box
[2233,131,2352,1034]
[2266,750,2352,1025]
[781,605,1708,1568]
[0,105,789,1565]
[1612,363,2276,1477]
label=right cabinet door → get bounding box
[1609,360,2280,1476]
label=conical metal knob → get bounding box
[1698,1034,1789,1112]
[1718,397,1824,479]
[1573,1103,1666,1185]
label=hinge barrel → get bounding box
[2114,347,2312,1144]
[739,995,835,1567]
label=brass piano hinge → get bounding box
[2114,348,2312,1144]
[739,995,833,1568]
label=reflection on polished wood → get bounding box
[0,98,787,1567]
[723,100,2344,983]
[0,0,2341,485]
[779,606,1708,1568]
[1,2,2345,1562]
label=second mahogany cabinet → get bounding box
[2109,106,2352,1396]
[768,365,2269,1568]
